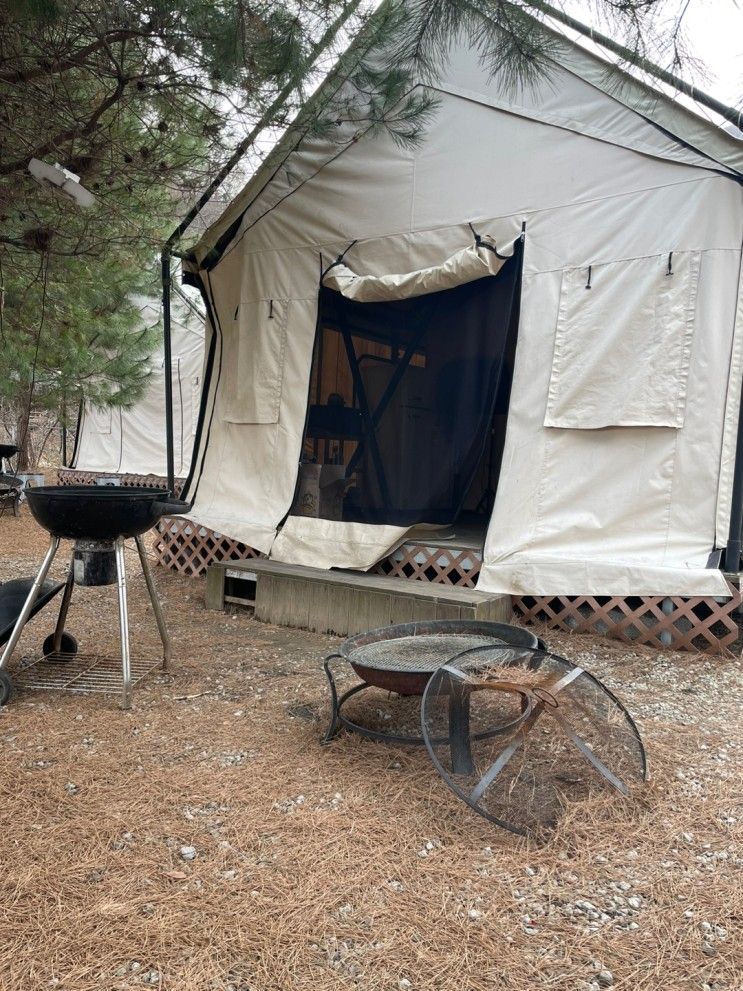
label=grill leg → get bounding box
[52,554,76,653]
[135,535,171,671]
[0,535,60,672]
[114,537,132,710]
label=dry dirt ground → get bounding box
[0,508,740,991]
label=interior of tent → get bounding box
[292,241,522,538]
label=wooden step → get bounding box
[205,559,511,636]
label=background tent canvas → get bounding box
[71,288,205,479]
[179,4,743,598]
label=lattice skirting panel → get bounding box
[371,541,482,587]
[513,587,743,655]
[152,517,264,577]
[57,468,184,495]
[147,516,741,654]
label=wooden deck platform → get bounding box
[205,559,511,636]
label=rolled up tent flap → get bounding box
[322,237,514,302]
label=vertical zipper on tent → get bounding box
[585,266,592,290]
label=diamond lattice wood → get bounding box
[372,542,482,587]
[512,588,742,655]
[57,468,184,494]
[152,517,264,578]
[109,500,740,655]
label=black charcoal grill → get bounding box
[0,486,190,707]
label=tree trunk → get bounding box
[13,392,35,473]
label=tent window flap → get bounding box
[226,298,288,424]
[292,242,523,527]
[545,251,701,430]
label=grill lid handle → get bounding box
[153,498,191,517]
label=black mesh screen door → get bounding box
[296,240,523,527]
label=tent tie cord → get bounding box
[585,265,592,289]
[320,239,359,281]
[468,222,518,260]
[667,252,674,276]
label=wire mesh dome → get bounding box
[420,645,647,836]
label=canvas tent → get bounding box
[180,4,743,599]
[70,289,205,479]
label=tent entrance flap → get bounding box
[290,241,523,530]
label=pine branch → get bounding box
[0,29,139,83]
[0,76,129,176]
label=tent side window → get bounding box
[225,299,289,424]
[544,251,700,430]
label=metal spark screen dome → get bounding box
[420,646,647,836]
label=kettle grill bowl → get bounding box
[25,486,189,540]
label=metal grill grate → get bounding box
[347,634,505,673]
[15,652,162,695]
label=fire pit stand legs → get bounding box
[322,654,430,746]
[448,678,475,775]
[321,653,476,770]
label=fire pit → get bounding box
[322,619,540,744]
[421,645,648,835]
[321,624,647,835]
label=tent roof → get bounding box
[186,1,743,268]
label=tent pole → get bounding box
[156,0,365,502]
[724,381,743,573]
[61,394,67,466]
[161,248,176,494]
[520,0,743,132]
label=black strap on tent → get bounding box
[468,222,512,261]
[667,252,674,276]
[585,265,592,290]
[321,239,359,282]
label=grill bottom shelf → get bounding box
[15,652,162,694]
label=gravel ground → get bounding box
[0,507,741,991]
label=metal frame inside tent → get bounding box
[159,0,743,567]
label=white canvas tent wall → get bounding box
[181,5,743,598]
[71,289,205,478]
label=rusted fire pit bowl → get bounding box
[341,619,539,696]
